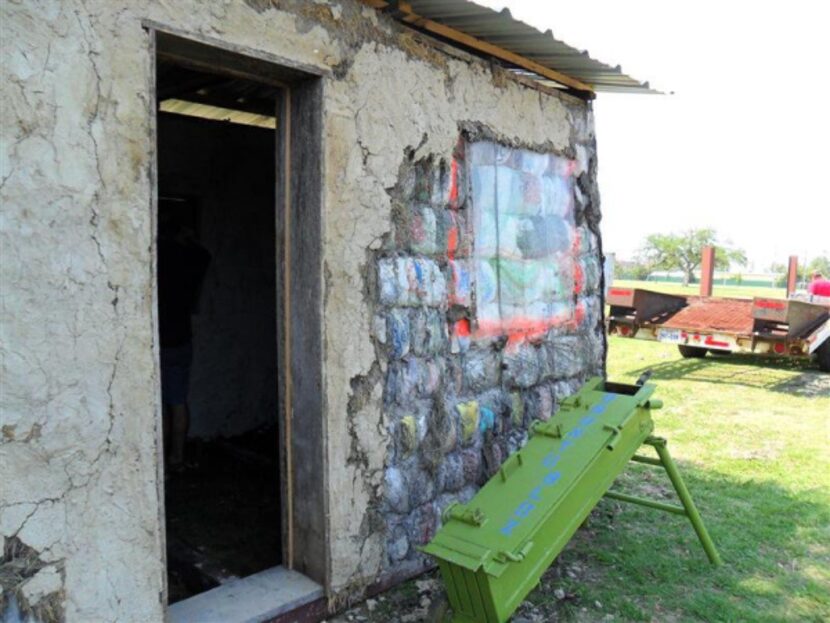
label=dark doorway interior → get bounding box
[156,62,281,604]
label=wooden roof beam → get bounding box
[360,0,595,97]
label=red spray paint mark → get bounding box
[565,159,578,177]
[571,229,583,295]
[449,158,459,208]
[754,299,787,310]
[447,213,459,261]
[576,302,586,324]
[573,264,584,296]
[454,318,471,337]
[609,288,633,297]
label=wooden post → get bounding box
[700,246,715,297]
[786,255,798,296]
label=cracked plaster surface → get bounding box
[1,0,596,618]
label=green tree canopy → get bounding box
[806,256,830,278]
[639,228,747,286]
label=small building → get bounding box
[0,1,652,621]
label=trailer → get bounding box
[606,287,830,372]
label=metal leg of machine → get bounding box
[606,436,722,566]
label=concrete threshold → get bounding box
[168,565,324,623]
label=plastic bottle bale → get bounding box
[579,255,602,294]
[405,501,441,549]
[387,309,411,359]
[407,464,437,508]
[463,348,501,393]
[419,397,458,471]
[482,433,504,479]
[425,309,448,354]
[410,204,439,255]
[456,400,481,446]
[510,391,525,429]
[550,335,586,378]
[460,447,484,485]
[399,415,419,456]
[532,384,554,421]
[378,258,400,306]
[418,358,443,397]
[387,523,410,563]
[503,342,541,388]
[431,159,452,208]
[437,453,465,493]
[409,309,428,356]
[384,466,410,514]
[372,313,387,345]
[447,258,473,307]
[385,359,421,407]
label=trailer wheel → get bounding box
[678,345,708,359]
[818,341,830,373]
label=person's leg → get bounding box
[169,403,189,466]
[160,343,193,467]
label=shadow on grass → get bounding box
[524,457,830,622]
[624,353,829,397]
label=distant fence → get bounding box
[645,275,784,288]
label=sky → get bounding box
[476,0,830,271]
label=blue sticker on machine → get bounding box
[499,395,617,537]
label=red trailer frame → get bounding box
[606,287,830,372]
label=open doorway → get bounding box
[152,31,327,621]
[156,60,282,602]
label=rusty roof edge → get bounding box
[408,0,665,94]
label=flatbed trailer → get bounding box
[606,287,830,372]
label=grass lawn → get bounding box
[334,324,830,622]
[611,279,787,300]
[517,337,830,622]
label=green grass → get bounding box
[337,314,830,623]
[521,338,830,622]
[612,278,786,300]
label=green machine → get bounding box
[422,376,720,623]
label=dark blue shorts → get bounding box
[161,343,193,406]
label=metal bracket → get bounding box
[442,502,487,527]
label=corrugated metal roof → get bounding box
[399,0,658,94]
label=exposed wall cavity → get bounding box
[362,127,604,579]
[1,536,65,623]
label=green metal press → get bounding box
[422,375,720,623]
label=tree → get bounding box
[639,228,747,286]
[806,256,830,278]
[768,262,788,288]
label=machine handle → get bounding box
[603,424,621,451]
[442,502,487,527]
[499,451,524,482]
[496,541,534,563]
[530,420,562,439]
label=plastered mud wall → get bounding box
[1,0,603,619]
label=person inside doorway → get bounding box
[159,208,211,471]
[808,271,830,297]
